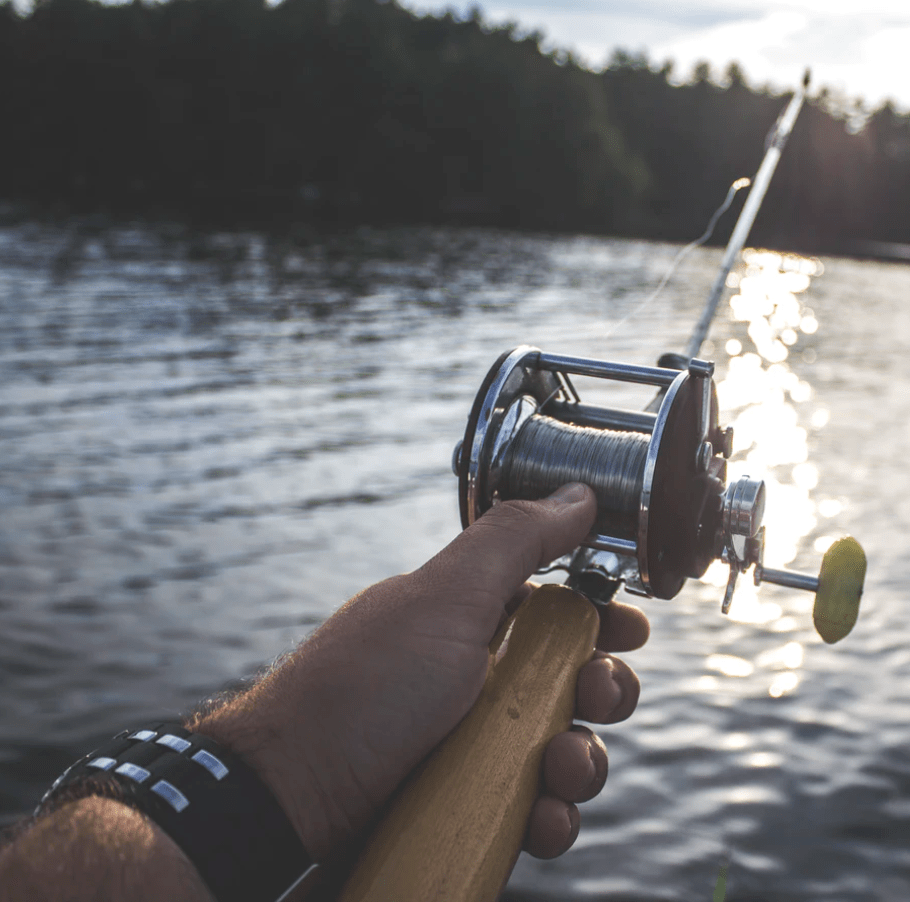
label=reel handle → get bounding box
[756,536,866,644]
[337,585,599,902]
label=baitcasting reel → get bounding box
[452,346,865,628]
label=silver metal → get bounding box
[717,480,766,613]
[115,762,151,783]
[150,779,190,813]
[586,535,638,556]
[719,521,829,612]
[557,370,581,405]
[622,572,651,597]
[157,734,192,753]
[538,544,639,587]
[462,346,562,526]
[638,370,689,592]
[191,749,229,781]
[546,401,656,435]
[756,567,819,593]
[460,344,832,611]
[723,477,766,538]
[502,414,648,541]
[536,352,680,387]
[687,358,715,380]
[460,348,704,601]
[491,395,540,499]
[273,864,320,902]
[721,567,738,614]
[451,440,463,477]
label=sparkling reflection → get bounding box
[703,248,830,695]
[745,751,784,767]
[706,653,754,677]
[755,641,804,670]
[813,535,837,553]
[768,672,800,699]
[720,732,752,751]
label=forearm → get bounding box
[0,487,637,901]
[0,797,213,902]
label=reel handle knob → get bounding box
[756,536,867,643]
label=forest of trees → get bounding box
[1,0,909,254]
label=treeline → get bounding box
[601,55,910,252]
[1,0,909,252]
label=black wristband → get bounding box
[36,723,313,902]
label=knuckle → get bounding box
[474,502,545,566]
[490,498,543,528]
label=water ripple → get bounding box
[0,223,907,899]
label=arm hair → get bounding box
[0,797,214,902]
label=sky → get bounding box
[408,0,910,112]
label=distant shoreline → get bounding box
[2,0,909,257]
[3,200,903,267]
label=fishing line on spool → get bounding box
[604,177,752,341]
[501,415,649,537]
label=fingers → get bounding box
[543,726,608,803]
[595,599,650,653]
[527,727,612,858]
[418,483,596,615]
[524,611,644,860]
[576,651,640,724]
[524,795,580,860]
[526,727,606,859]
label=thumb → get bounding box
[419,483,597,607]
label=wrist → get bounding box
[191,678,351,863]
[33,721,314,902]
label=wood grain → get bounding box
[338,584,599,902]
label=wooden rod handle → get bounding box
[338,584,599,902]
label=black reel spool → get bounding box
[452,346,771,608]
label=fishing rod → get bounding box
[337,74,864,901]
[686,68,812,360]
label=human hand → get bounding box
[194,483,649,866]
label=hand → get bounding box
[194,483,649,865]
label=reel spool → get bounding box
[453,346,865,627]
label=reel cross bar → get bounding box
[586,535,638,556]
[535,352,679,387]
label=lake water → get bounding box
[1,220,908,900]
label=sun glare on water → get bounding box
[700,249,831,697]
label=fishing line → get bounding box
[603,177,752,342]
[501,415,648,536]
